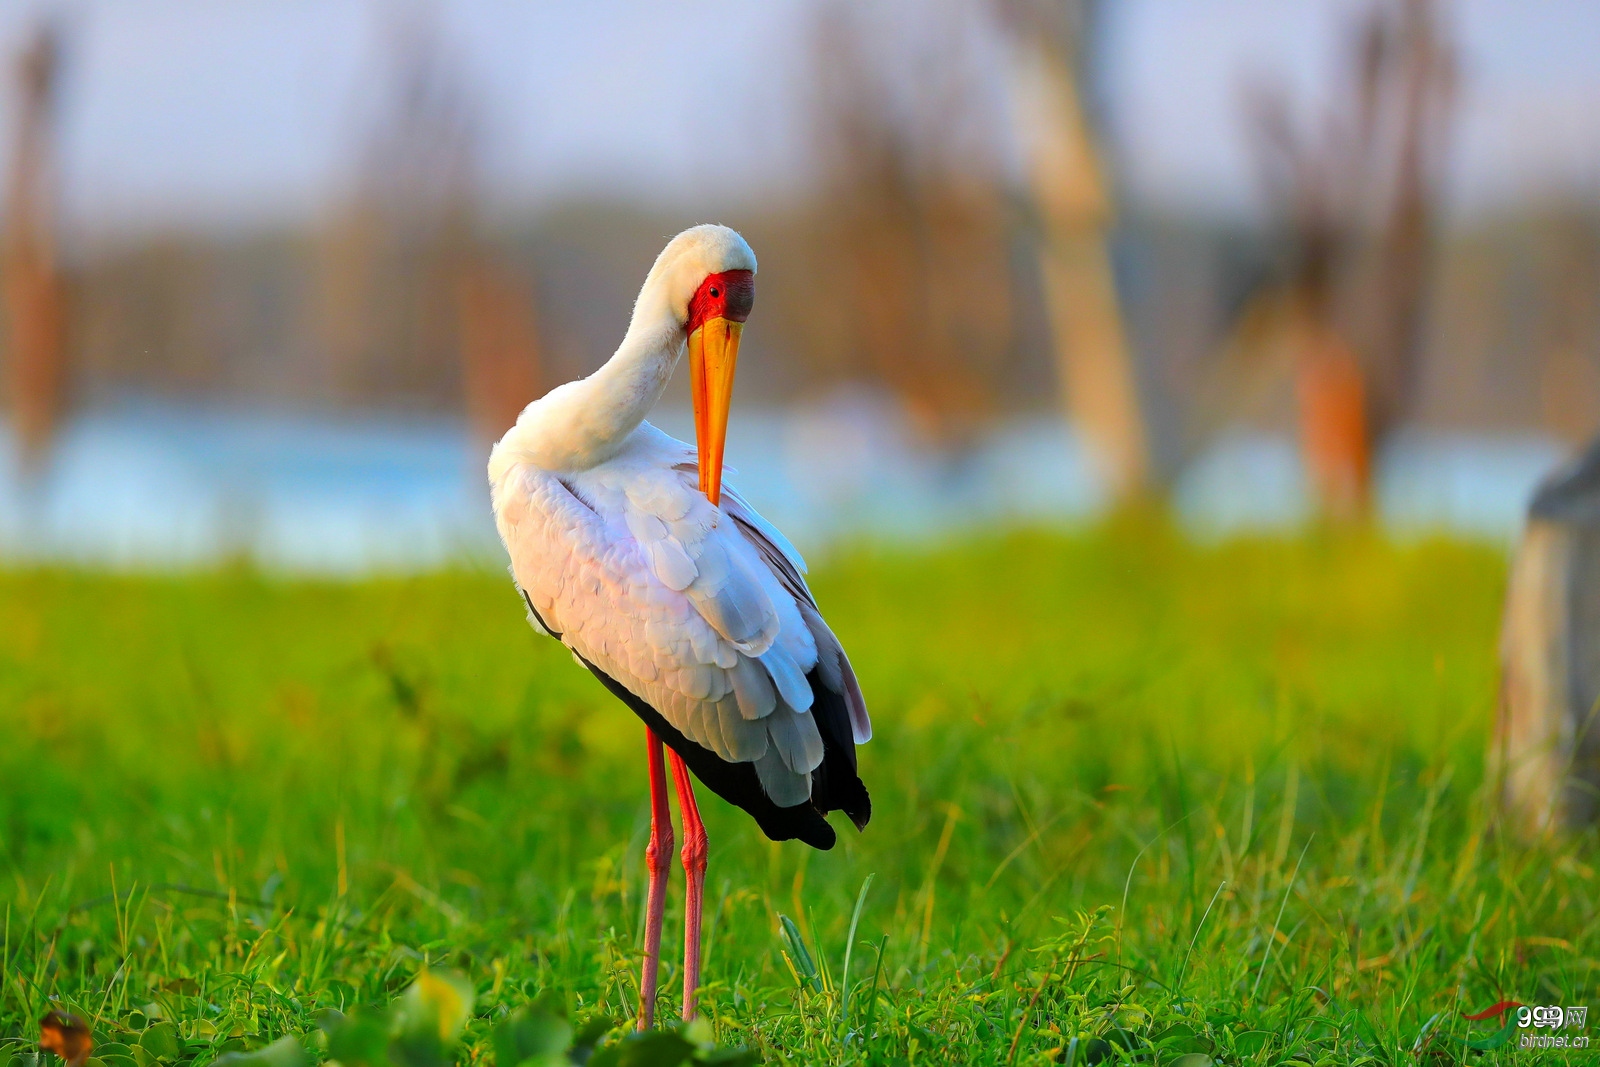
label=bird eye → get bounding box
[709,287,720,298]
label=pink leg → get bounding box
[668,750,708,1020]
[639,729,674,1030]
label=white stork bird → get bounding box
[487,225,872,1027]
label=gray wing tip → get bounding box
[842,657,872,744]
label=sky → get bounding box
[0,0,1595,237]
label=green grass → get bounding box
[0,523,1594,1065]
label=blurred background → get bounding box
[0,0,1595,571]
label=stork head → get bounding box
[649,224,757,506]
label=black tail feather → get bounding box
[577,657,869,850]
[807,670,872,832]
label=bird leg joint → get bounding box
[680,826,708,877]
[647,823,675,876]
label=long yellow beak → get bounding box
[689,317,742,506]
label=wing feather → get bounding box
[729,654,777,720]
[760,645,814,713]
[726,498,873,745]
[491,423,870,813]
[754,745,811,807]
[767,704,825,774]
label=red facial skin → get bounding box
[685,270,755,335]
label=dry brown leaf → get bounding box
[39,1010,93,1067]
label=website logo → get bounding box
[1457,1001,1589,1052]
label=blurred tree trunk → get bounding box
[1246,0,1453,520]
[1012,27,1147,502]
[316,8,541,435]
[798,2,1014,448]
[1535,219,1600,444]
[454,256,542,443]
[1293,309,1370,519]
[2,24,67,471]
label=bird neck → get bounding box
[496,274,684,474]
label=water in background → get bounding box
[0,397,1566,573]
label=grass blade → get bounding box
[839,872,875,1023]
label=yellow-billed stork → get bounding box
[487,225,872,1027]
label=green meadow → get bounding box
[0,524,1593,1064]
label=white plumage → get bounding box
[488,225,869,811]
